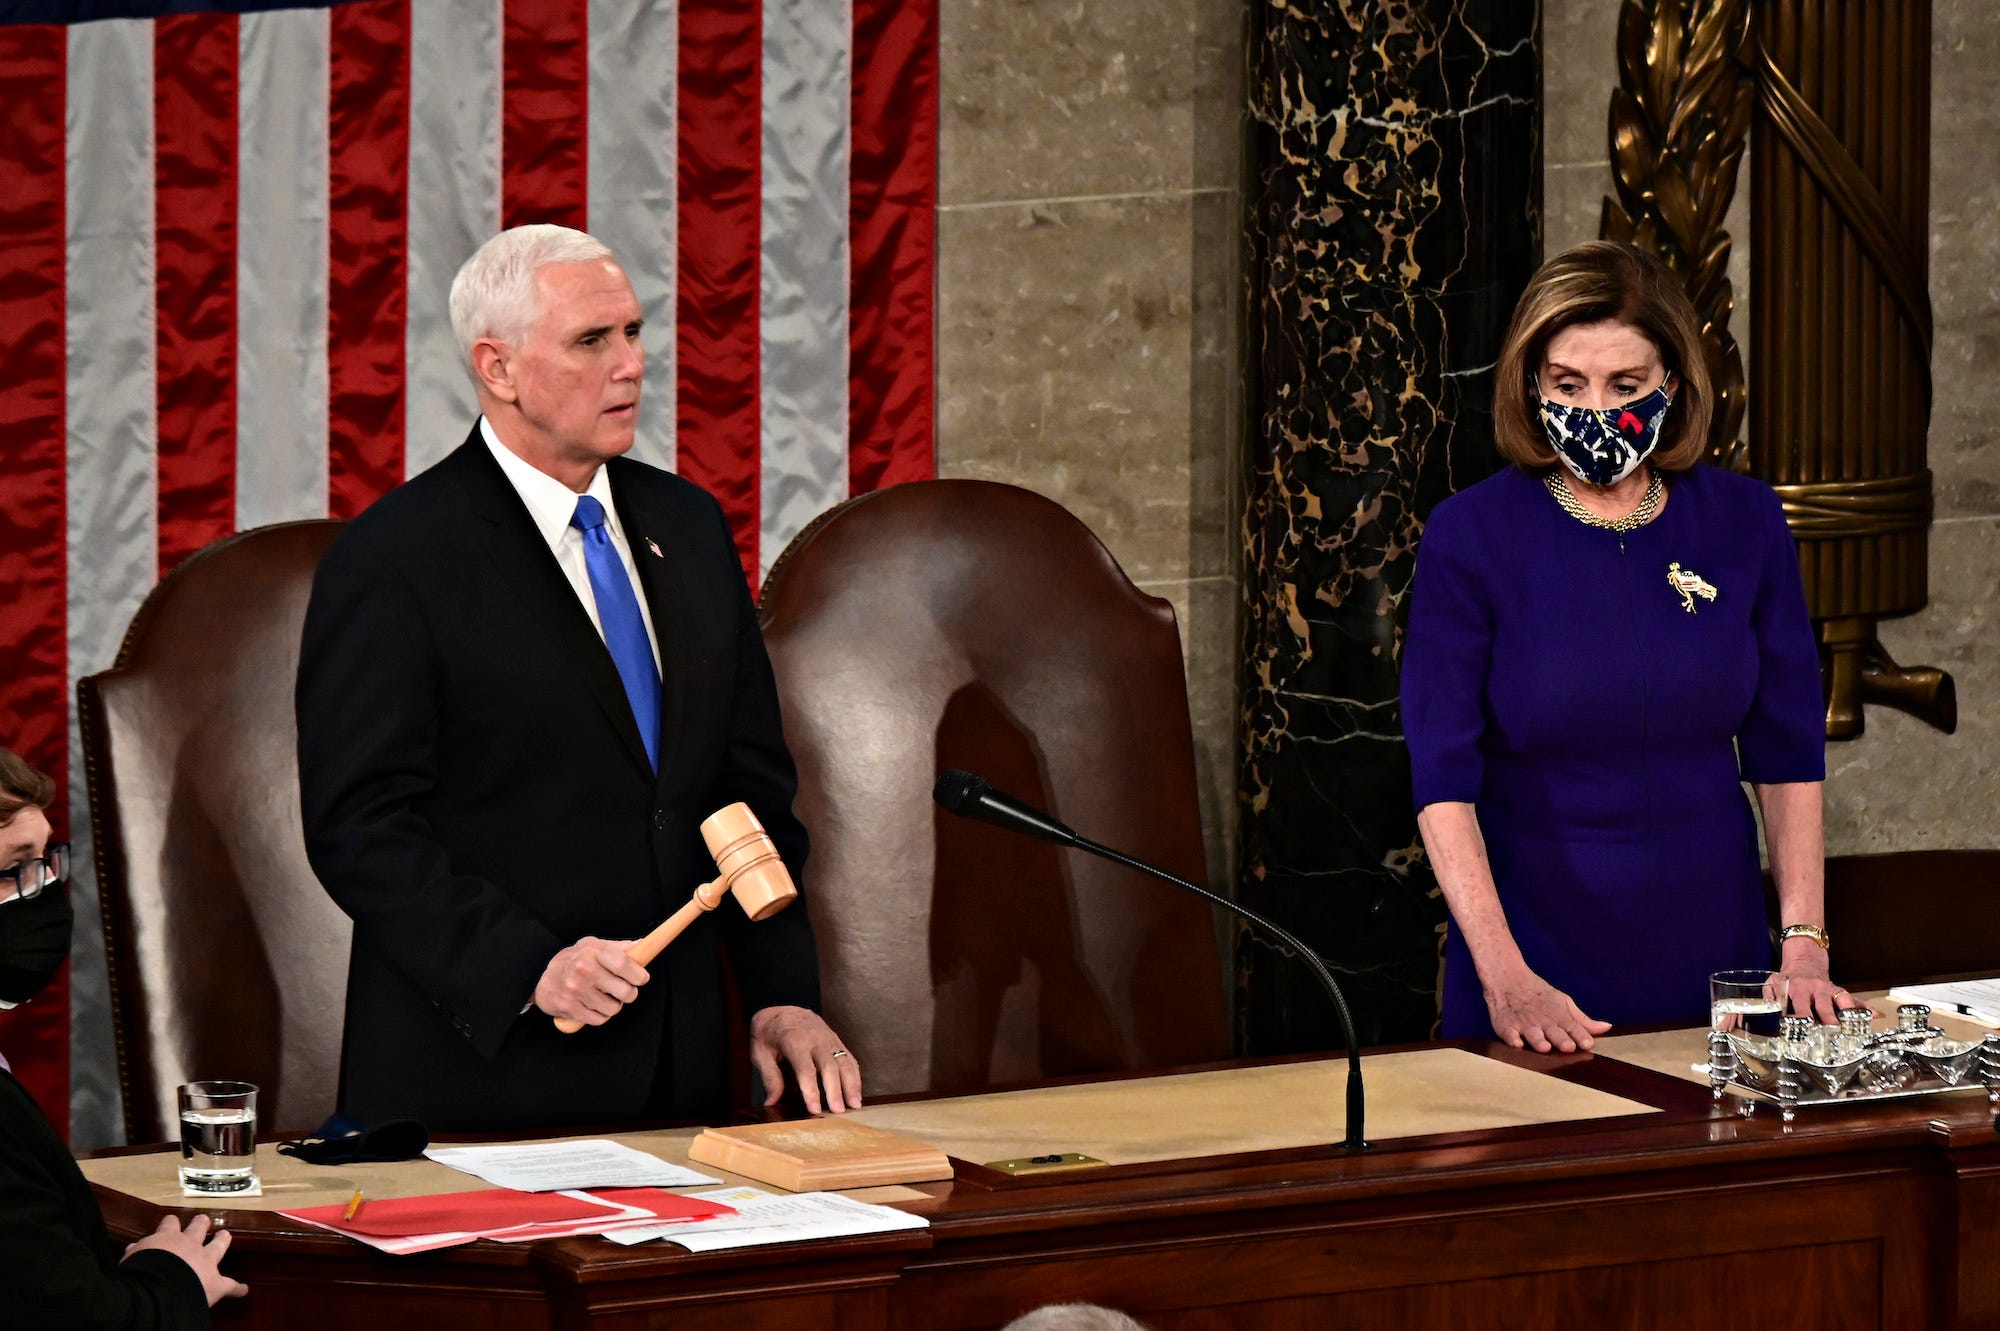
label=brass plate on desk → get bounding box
[983,1152,1106,1175]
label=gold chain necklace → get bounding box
[1542,468,1664,534]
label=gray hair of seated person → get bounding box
[448,223,619,381]
[1001,1304,1151,1331]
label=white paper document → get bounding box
[423,1140,720,1192]
[1889,978,2000,1027]
[602,1185,929,1251]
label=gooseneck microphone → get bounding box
[933,769,1368,1151]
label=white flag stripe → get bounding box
[588,0,680,473]
[64,16,161,1149]
[758,0,853,577]
[404,0,502,475]
[237,5,332,528]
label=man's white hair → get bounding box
[1001,1305,1150,1331]
[448,224,617,380]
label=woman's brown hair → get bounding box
[0,748,55,825]
[1492,240,1713,473]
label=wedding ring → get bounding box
[831,1049,850,1060]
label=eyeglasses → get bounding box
[0,843,69,904]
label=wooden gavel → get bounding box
[552,802,797,1035]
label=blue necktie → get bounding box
[570,495,661,771]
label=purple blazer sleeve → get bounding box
[1736,488,1827,784]
[1402,499,1493,811]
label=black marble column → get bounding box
[1238,1,1541,1051]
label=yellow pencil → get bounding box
[343,1189,364,1221]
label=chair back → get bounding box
[1819,850,2000,989]
[79,520,349,1141]
[759,480,1230,1098]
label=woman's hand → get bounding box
[1482,965,1613,1053]
[1778,936,1867,1024]
[1756,781,1854,1023]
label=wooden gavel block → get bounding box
[552,803,796,1034]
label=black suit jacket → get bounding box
[1,1068,209,1329]
[297,430,819,1131]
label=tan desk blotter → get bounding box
[840,1048,1656,1168]
[1596,990,1997,1088]
[78,1127,933,1214]
[82,1049,1659,1211]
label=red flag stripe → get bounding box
[502,0,589,231]
[154,13,240,577]
[326,0,410,519]
[0,22,72,1131]
[676,0,763,586]
[849,0,939,495]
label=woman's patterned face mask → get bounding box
[1536,379,1675,486]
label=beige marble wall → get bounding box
[1541,0,2000,853]
[934,0,1247,884]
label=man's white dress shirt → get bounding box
[481,417,663,673]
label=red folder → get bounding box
[283,1187,736,1242]
[290,1188,614,1238]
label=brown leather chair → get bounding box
[758,480,1231,1098]
[79,520,350,1141]
[1816,850,2000,990]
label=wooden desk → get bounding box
[88,1038,2000,1331]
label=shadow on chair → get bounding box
[759,479,1230,1099]
[79,520,350,1141]
[927,681,1125,1089]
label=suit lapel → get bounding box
[454,434,655,778]
[610,465,687,788]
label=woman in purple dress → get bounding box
[1403,242,1859,1051]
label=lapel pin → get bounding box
[1667,561,1718,613]
[644,538,663,559]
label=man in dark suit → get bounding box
[297,225,859,1132]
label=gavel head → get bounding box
[698,803,798,921]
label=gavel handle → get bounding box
[551,880,721,1035]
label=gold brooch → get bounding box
[1666,562,1718,613]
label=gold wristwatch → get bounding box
[1779,923,1831,950]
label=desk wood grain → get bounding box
[87,1039,2000,1330]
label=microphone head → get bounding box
[932,769,1077,844]
[932,769,990,813]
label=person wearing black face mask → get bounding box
[1402,243,1849,1053]
[0,747,246,1328]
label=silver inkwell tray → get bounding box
[1707,1004,2000,1122]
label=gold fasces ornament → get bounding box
[1749,3,1951,738]
[1600,0,1953,739]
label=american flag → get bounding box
[0,0,937,1144]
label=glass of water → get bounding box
[1710,970,1788,1037]
[178,1081,258,1193]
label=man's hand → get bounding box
[533,937,649,1026]
[123,1215,248,1307]
[750,1006,861,1115]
